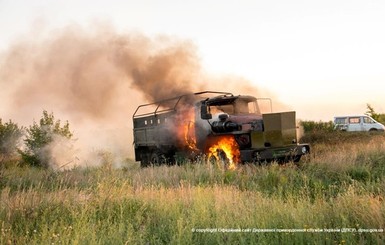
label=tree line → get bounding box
[0,111,72,168]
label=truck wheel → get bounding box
[150,152,168,166]
[207,155,218,164]
[217,149,230,163]
[293,155,301,163]
[140,153,150,167]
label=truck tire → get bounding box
[140,152,150,167]
[206,149,231,167]
[293,155,301,163]
[150,152,168,166]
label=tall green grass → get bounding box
[1,133,385,244]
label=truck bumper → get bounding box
[240,144,310,163]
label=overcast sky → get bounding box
[1,0,384,120]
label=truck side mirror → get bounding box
[200,104,212,120]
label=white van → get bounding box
[334,115,385,132]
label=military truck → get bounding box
[133,91,309,167]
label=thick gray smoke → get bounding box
[0,24,285,169]
[0,25,202,121]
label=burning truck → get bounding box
[133,91,310,167]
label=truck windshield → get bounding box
[209,99,260,115]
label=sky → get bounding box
[0,0,384,121]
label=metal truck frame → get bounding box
[133,91,310,167]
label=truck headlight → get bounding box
[301,146,307,154]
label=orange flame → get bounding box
[207,136,240,170]
[177,108,198,151]
[184,119,197,150]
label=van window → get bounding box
[363,117,374,124]
[335,118,347,124]
[349,117,360,124]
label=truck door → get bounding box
[347,117,362,131]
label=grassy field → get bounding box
[1,132,385,244]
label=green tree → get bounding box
[20,110,73,168]
[366,104,377,118]
[366,104,385,124]
[0,119,23,160]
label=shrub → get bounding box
[0,119,23,161]
[19,110,73,168]
[300,120,335,133]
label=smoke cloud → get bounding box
[0,23,284,168]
